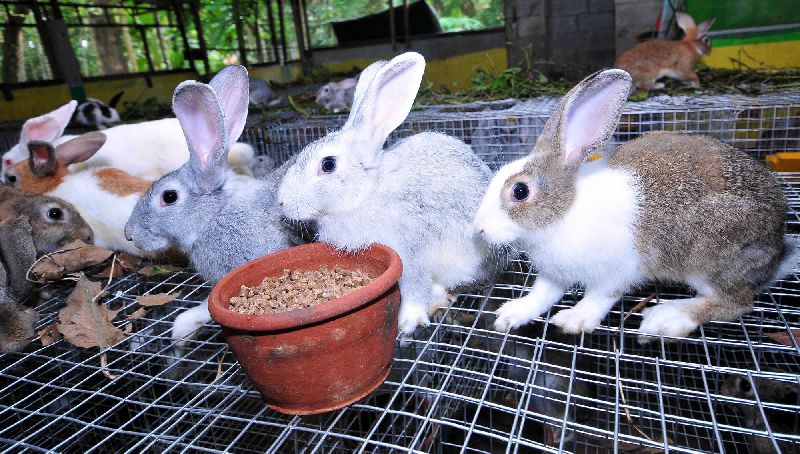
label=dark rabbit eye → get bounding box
[320,156,336,173]
[738,378,752,393]
[162,190,178,205]
[7,175,16,184]
[47,207,63,221]
[512,182,529,201]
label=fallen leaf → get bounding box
[126,308,146,320]
[38,324,61,346]
[94,261,125,279]
[117,253,141,270]
[136,293,179,307]
[767,328,800,346]
[30,240,113,282]
[57,275,125,349]
[138,264,180,277]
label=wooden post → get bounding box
[188,0,211,74]
[35,0,85,101]
[403,0,411,49]
[253,1,265,63]
[172,1,196,73]
[232,0,249,66]
[138,27,156,73]
[301,0,311,51]
[290,0,306,63]
[277,0,288,64]
[265,0,280,63]
[388,0,396,52]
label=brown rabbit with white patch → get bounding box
[615,12,715,92]
[6,131,153,256]
[474,69,796,342]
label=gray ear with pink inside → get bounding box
[540,69,632,169]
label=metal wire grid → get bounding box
[244,90,800,169]
[0,179,798,453]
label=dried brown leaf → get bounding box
[136,293,179,307]
[116,253,141,270]
[31,240,113,282]
[94,262,125,279]
[38,324,61,346]
[126,308,147,320]
[766,328,800,346]
[57,275,125,349]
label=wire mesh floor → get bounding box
[2,178,800,453]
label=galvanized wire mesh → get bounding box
[1,92,800,453]
[244,90,800,168]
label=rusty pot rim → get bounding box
[208,242,403,332]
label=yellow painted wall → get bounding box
[0,71,196,122]
[248,63,304,84]
[700,40,800,69]
[320,47,508,90]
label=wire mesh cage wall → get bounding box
[2,92,800,453]
[244,89,800,168]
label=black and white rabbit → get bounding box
[73,92,123,130]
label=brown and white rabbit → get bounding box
[0,186,93,352]
[615,12,715,92]
[474,69,795,342]
[6,132,153,256]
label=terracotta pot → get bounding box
[208,242,402,415]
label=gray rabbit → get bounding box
[474,69,796,341]
[124,65,294,342]
[279,53,507,335]
[315,76,358,113]
[0,186,93,352]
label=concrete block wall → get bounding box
[506,0,661,78]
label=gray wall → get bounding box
[505,0,662,78]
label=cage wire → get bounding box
[1,91,800,453]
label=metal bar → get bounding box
[188,0,211,74]
[403,0,411,49]
[388,0,396,52]
[232,0,249,67]
[265,0,280,63]
[276,0,288,64]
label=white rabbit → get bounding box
[3,103,256,183]
[474,69,796,342]
[124,65,294,343]
[279,52,506,335]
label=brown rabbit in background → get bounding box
[615,12,715,93]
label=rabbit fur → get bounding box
[615,12,715,92]
[3,103,256,183]
[474,69,795,342]
[125,65,293,342]
[280,52,506,335]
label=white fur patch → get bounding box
[474,158,527,245]
[50,170,144,255]
[494,275,566,331]
[638,299,700,342]
[524,163,642,290]
[172,299,211,345]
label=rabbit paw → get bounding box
[551,306,604,334]
[398,303,430,336]
[637,299,699,343]
[172,303,211,346]
[494,297,547,332]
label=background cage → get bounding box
[1,91,800,453]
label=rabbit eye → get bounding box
[738,378,752,393]
[320,156,337,174]
[512,182,529,201]
[47,207,64,221]
[7,174,16,184]
[162,190,178,205]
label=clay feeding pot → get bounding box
[208,242,402,415]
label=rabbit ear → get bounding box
[675,12,698,39]
[208,65,249,147]
[697,17,715,37]
[348,61,388,118]
[54,131,107,165]
[344,52,425,153]
[27,141,56,176]
[542,69,631,168]
[173,81,228,190]
[19,101,77,145]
